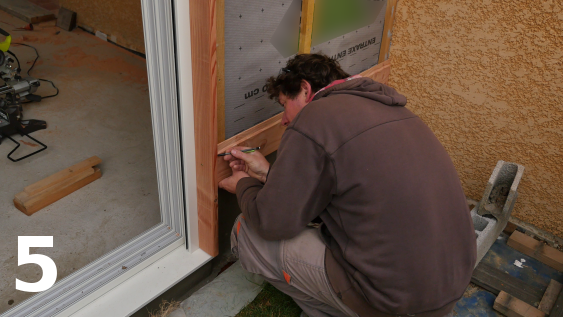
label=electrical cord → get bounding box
[10,43,59,99]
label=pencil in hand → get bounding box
[217,147,261,157]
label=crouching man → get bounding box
[219,54,476,317]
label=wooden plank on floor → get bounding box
[298,0,315,54]
[24,156,102,196]
[190,0,219,257]
[508,231,563,272]
[378,0,398,63]
[0,0,55,23]
[215,60,392,182]
[471,262,545,306]
[494,291,545,317]
[15,167,102,216]
[538,279,563,314]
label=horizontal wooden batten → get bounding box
[216,59,391,182]
[217,112,286,181]
[507,231,563,272]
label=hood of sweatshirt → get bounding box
[313,77,407,107]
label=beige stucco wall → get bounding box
[59,0,145,54]
[389,1,563,235]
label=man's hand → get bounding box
[223,146,270,183]
[219,170,250,194]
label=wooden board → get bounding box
[494,291,545,317]
[20,168,95,206]
[24,156,102,196]
[15,167,101,216]
[215,60,392,182]
[471,262,545,307]
[298,0,315,54]
[504,222,518,235]
[56,6,77,31]
[508,231,563,272]
[190,0,219,256]
[378,0,398,63]
[216,0,225,142]
[0,0,55,23]
[539,279,563,314]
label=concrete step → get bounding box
[178,261,264,317]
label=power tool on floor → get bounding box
[0,27,48,162]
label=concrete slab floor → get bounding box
[0,11,160,313]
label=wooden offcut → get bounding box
[24,156,101,196]
[190,0,219,256]
[56,6,77,31]
[538,279,563,314]
[378,0,398,63]
[14,157,102,216]
[0,0,55,23]
[216,60,392,183]
[494,291,546,317]
[298,0,315,54]
[508,231,563,272]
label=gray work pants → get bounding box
[231,214,358,317]
[231,214,455,317]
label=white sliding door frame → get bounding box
[0,0,210,316]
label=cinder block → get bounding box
[472,205,501,265]
[477,160,525,219]
[473,160,525,266]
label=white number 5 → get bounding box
[16,236,57,292]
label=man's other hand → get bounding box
[223,147,270,183]
[219,170,250,194]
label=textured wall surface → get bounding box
[389,1,563,235]
[59,0,145,53]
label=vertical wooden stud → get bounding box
[216,0,226,142]
[378,0,398,63]
[299,0,315,54]
[189,0,219,256]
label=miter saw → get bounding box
[0,27,48,162]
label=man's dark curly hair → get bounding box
[266,54,350,101]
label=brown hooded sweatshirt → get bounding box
[236,78,477,316]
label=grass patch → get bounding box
[236,283,302,317]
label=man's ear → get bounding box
[301,80,312,96]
